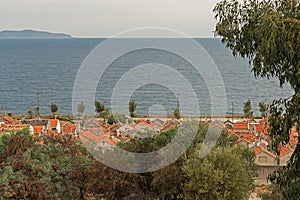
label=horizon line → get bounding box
[0,29,218,39]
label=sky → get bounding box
[0,0,221,38]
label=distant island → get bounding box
[0,30,73,39]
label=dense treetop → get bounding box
[214,0,300,198]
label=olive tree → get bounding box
[183,146,254,200]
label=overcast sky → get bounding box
[1,0,221,38]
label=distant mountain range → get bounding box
[0,30,73,39]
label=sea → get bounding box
[0,38,293,117]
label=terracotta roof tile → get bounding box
[50,119,59,129]
[106,137,117,145]
[239,133,257,143]
[3,116,18,123]
[60,121,76,134]
[289,139,298,147]
[233,122,248,130]
[33,125,44,135]
[279,145,293,157]
[160,123,175,132]
[254,146,276,157]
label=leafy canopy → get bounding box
[214,0,300,198]
[129,100,137,117]
[214,0,300,90]
[50,102,58,114]
[244,99,253,118]
[183,146,255,200]
[258,101,268,118]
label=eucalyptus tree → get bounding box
[214,0,300,198]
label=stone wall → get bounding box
[255,166,282,185]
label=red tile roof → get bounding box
[290,129,298,139]
[263,125,270,135]
[79,134,89,143]
[160,123,175,132]
[288,127,298,147]
[106,137,117,145]
[239,133,257,143]
[254,146,276,157]
[135,120,150,127]
[290,139,298,147]
[233,122,248,130]
[279,145,293,157]
[50,119,59,129]
[46,130,56,137]
[60,121,76,134]
[80,131,103,143]
[0,123,30,132]
[3,116,16,123]
[255,124,264,133]
[79,131,117,146]
[253,146,263,154]
[33,125,44,135]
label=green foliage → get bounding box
[106,112,133,125]
[94,100,105,114]
[50,102,58,114]
[259,101,268,118]
[0,128,142,199]
[260,184,285,200]
[56,116,74,123]
[35,106,39,116]
[0,122,256,199]
[236,146,258,179]
[27,107,34,119]
[106,113,115,125]
[94,100,109,117]
[151,157,185,199]
[0,129,92,199]
[119,126,184,199]
[77,102,85,116]
[268,95,300,153]
[174,106,181,119]
[243,99,253,118]
[214,0,300,197]
[183,146,254,200]
[214,0,300,89]
[129,100,137,117]
[119,122,255,199]
[268,142,300,200]
[215,129,238,148]
[119,127,177,153]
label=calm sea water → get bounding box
[0,38,293,116]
